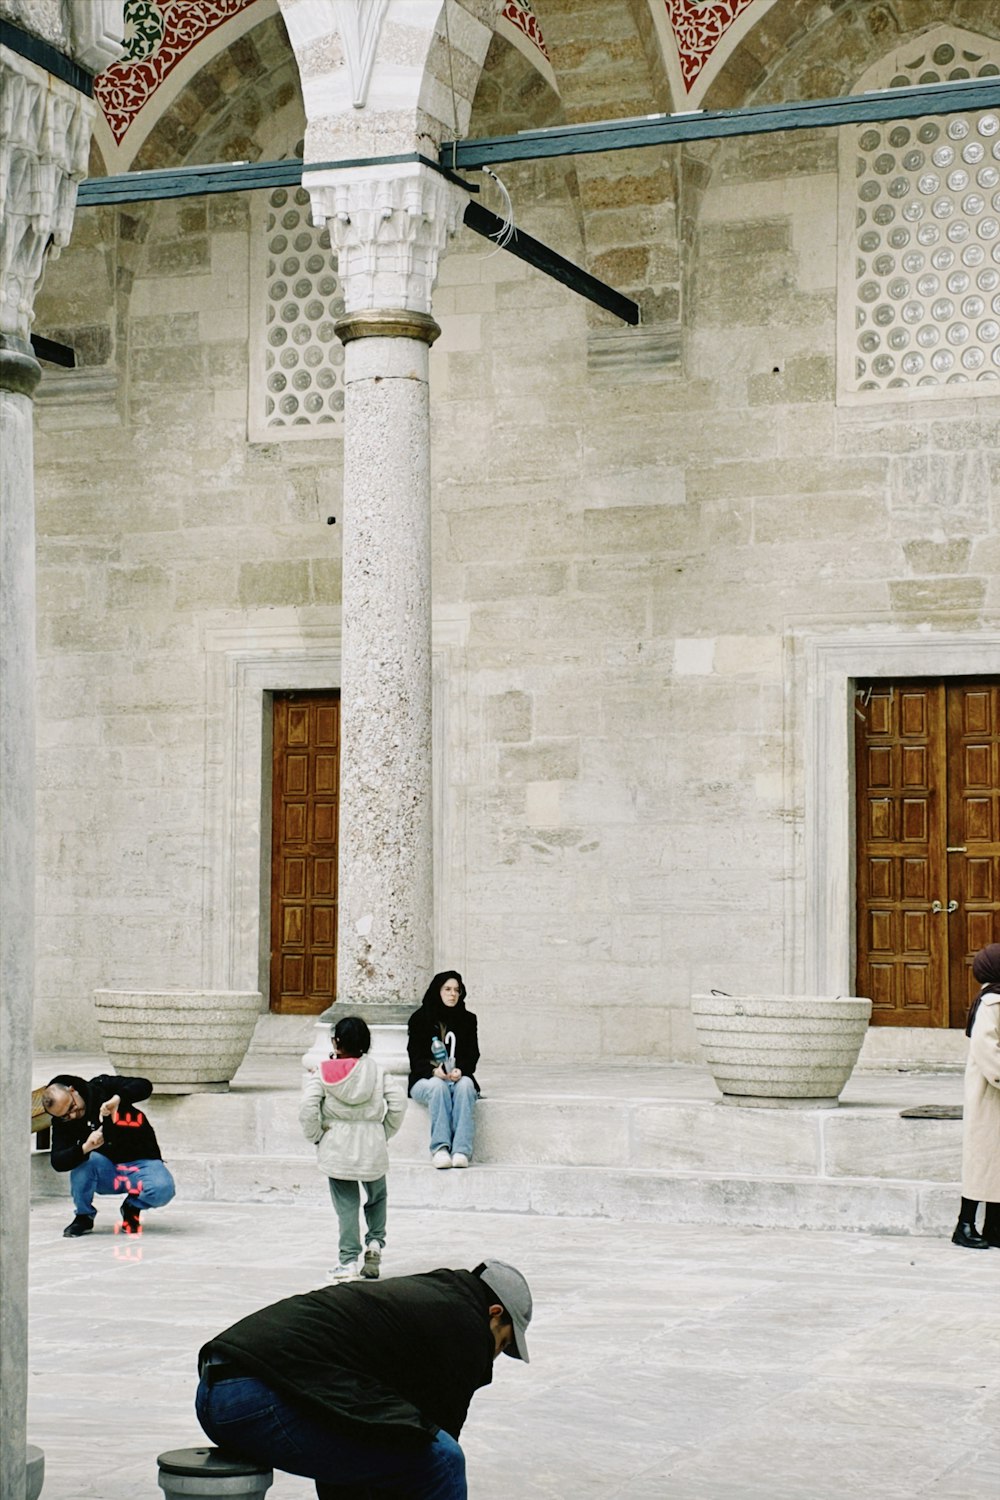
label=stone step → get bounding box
[30,1058,966,1237]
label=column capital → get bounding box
[307,162,469,317]
[0,44,95,346]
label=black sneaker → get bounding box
[63,1214,94,1238]
[120,1200,142,1235]
[952,1221,989,1249]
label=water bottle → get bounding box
[430,1036,449,1072]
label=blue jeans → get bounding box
[409,1078,476,1158]
[70,1153,176,1216]
[196,1372,467,1499]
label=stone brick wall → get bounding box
[28,12,1000,1063]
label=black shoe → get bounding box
[120,1201,142,1235]
[952,1221,990,1249]
[63,1214,94,1238]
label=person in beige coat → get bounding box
[952,943,1000,1250]
[299,1015,407,1282]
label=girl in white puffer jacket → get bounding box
[299,1016,407,1282]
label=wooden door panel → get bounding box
[947,681,1000,1027]
[270,691,340,1015]
[855,681,948,1026]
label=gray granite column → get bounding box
[0,10,119,1491]
[308,165,468,1007]
[0,337,40,1500]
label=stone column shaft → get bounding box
[0,14,118,1493]
[308,165,467,1006]
[337,328,435,1001]
[0,362,38,1500]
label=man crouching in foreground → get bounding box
[42,1072,176,1237]
[196,1259,532,1499]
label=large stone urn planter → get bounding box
[93,990,262,1093]
[691,993,873,1109]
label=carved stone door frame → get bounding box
[803,630,1000,998]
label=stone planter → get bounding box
[93,990,262,1094]
[691,993,873,1109]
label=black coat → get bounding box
[407,1000,480,1096]
[47,1073,163,1172]
[201,1269,497,1448]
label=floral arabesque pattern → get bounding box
[502,0,549,62]
[664,0,759,93]
[95,0,256,146]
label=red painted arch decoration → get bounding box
[664,0,759,94]
[95,0,257,147]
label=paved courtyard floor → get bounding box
[28,1197,999,1500]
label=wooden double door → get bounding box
[851,684,1000,1026]
[270,691,340,1014]
[855,678,1000,1028]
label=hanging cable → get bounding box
[479,166,516,253]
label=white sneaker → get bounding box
[432,1149,452,1169]
[326,1260,359,1282]
[361,1242,382,1280]
[450,1152,469,1168]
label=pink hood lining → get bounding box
[320,1057,360,1084]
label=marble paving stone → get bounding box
[27,1201,1000,1500]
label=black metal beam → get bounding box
[441,75,1000,169]
[74,152,638,324]
[30,335,76,368]
[463,202,639,325]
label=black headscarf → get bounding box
[418,970,467,1013]
[967,943,1000,1036]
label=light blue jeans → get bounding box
[70,1153,176,1217]
[410,1077,476,1158]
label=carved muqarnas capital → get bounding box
[308,164,469,317]
[0,49,95,343]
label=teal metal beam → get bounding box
[76,152,442,207]
[441,75,1000,169]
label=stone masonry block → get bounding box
[902,538,972,574]
[144,238,211,277]
[107,565,172,611]
[464,561,567,600]
[747,354,834,406]
[498,739,579,783]
[238,560,311,608]
[486,690,532,743]
[889,578,986,615]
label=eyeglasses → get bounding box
[49,1093,86,1122]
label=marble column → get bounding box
[0,28,101,1499]
[308,164,468,1007]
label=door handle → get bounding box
[931,900,959,914]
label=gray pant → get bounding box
[327,1176,387,1264]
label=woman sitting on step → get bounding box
[952,942,1000,1250]
[407,971,480,1169]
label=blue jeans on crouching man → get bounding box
[196,1370,468,1500]
[409,1077,476,1158]
[70,1153,176,1216]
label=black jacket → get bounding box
[407,1000,480,1095]
[47,1073,162,1172]
[201,1268,496,1448]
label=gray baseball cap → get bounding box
[476,1259,532,1362]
